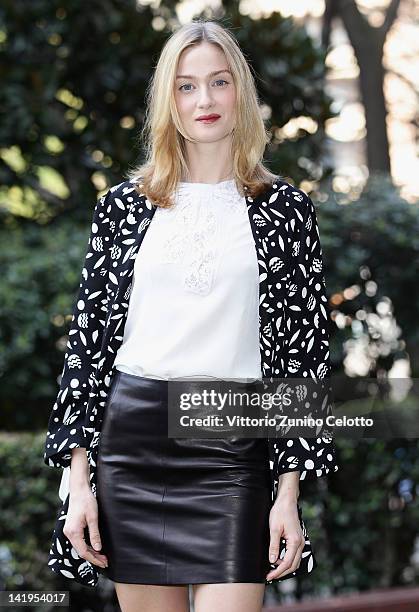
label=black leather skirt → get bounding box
[96,370,272,585]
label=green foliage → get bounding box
[221,9,335,183]
[0,433,62,591]
[324,438,419,591]
[0,0,165,220]
[0,0,334,222]
[314,175,419,375]
[0,215,101,430]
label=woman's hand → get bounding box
[63,483,108,569]
[265,496,305,581]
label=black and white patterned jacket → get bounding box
[43,176,339,587]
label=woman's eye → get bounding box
[178,79,229,92]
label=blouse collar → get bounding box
[174,178,246,212]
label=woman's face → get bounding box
[174,42,236,143]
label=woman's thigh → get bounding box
[192,583,266,612]
[114,583,189,612]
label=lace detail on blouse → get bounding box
[158,179,246,296]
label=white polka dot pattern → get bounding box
[43,177,339,587]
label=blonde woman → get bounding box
[44,19,338,612]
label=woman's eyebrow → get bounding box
[175,69,232,80]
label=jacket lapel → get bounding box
[102,193,157,352]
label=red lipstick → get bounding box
[196,114,221,124]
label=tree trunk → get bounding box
[322,0,402,176]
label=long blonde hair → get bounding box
[125,19,281,208]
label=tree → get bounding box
[322,0,402,175]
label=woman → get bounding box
[44,20,338,612]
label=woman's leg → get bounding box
[114,583,189,612]
[192,583,265,612]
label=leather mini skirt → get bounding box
[96,369,273,585]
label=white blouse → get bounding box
[113,179,262,382]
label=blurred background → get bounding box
[0,0,418,610]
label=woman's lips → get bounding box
[197,116,220,124]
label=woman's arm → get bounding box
[69,447,90,489]
[267,471,303,580]
[272,190,339,487]
[43,187,120,470]
[62,447,108,569]
[266,189,338,581]
[275,470,299,502]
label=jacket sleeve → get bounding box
[272,189,339,483]
[43,187,119,469]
